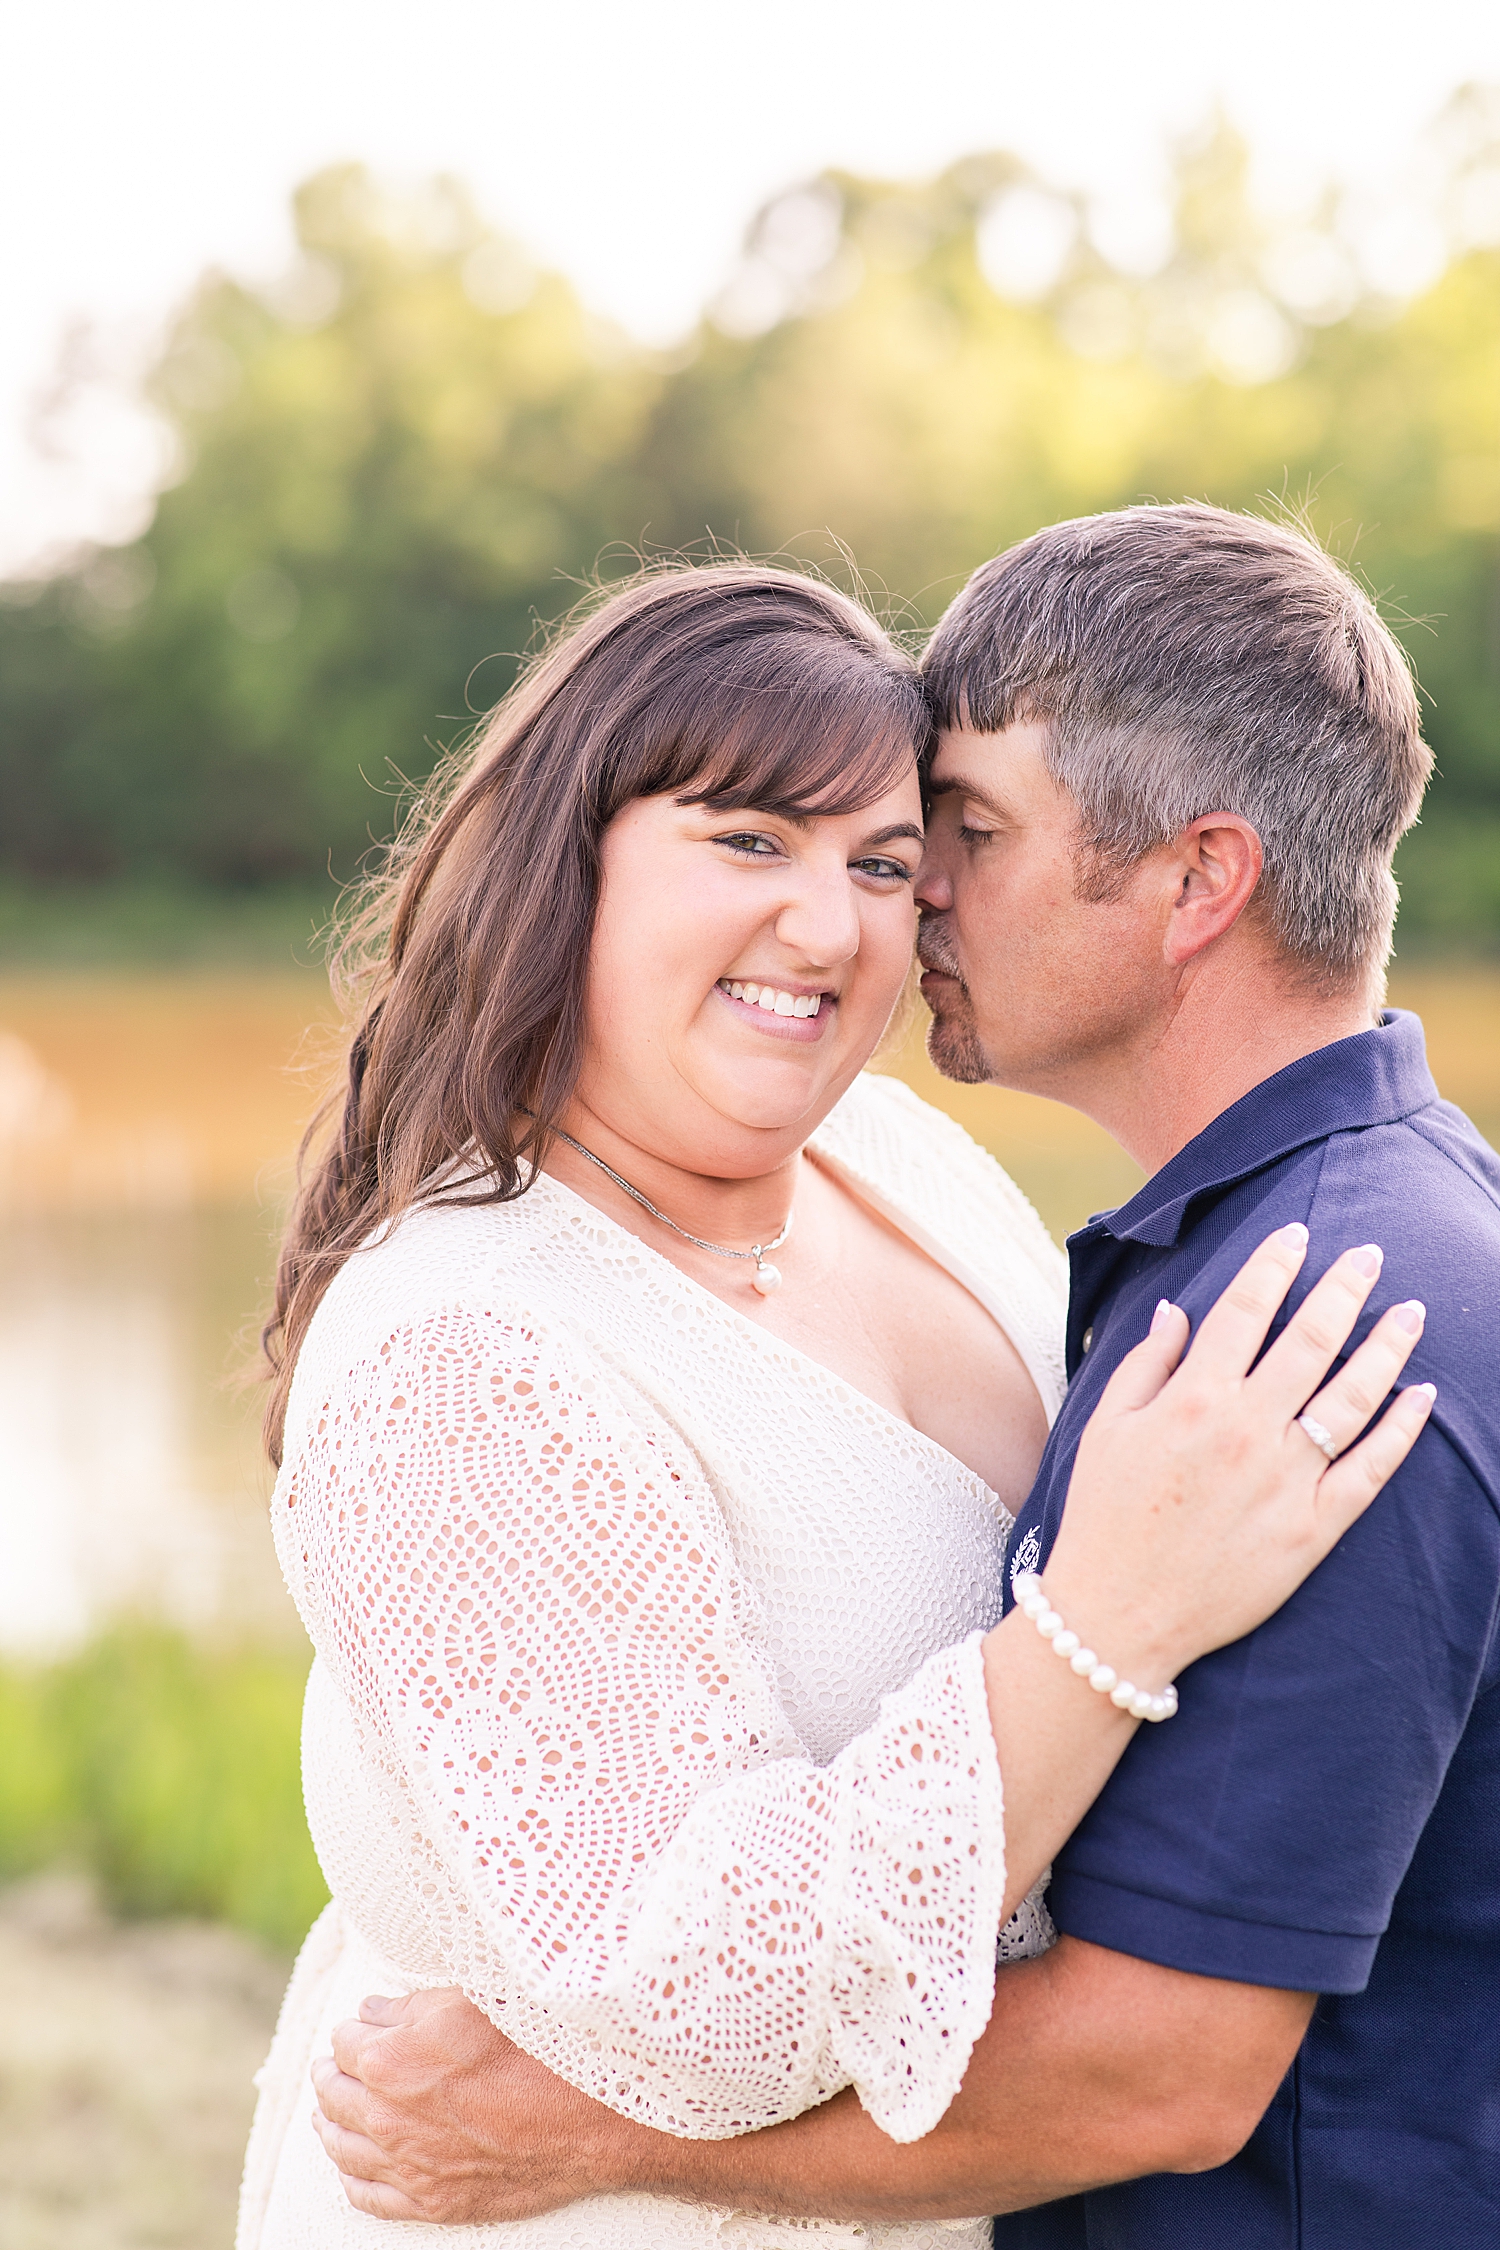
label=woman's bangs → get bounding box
[676,669,928,821]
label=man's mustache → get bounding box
[917,919,968,990]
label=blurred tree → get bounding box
[633,101,1500,939]
[1,107,1497,939]
[0,166,661,884]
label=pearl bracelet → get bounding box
[1011,1572,1179,1723]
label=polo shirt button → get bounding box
[1082,1326,1093,1353]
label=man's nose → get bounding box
[915,848,954,912]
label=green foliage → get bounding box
[2,106,1499,939]
[0,168,658,890]
[0,1627,326,1952]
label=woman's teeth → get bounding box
[719,980,823,1018]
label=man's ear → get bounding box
[1162,815,1264,967]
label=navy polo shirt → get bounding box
[993,1011,1500,2249]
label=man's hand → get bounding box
[313,1942,1314,2227]
[311,1987,644,2223]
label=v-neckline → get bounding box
[532,1158,1029,1523]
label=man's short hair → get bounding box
[922,504,1433,983]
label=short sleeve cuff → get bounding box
[1047,1869,1381,1994]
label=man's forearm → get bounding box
[603,1939,1313,2223]
[313,1940,1313,2227]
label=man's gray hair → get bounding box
[922,504,1433,983]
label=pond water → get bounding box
[1,966,1494,1656]
[0,1206,293,1654]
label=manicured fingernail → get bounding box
[1415,1381,1437,1403]
[1350,1244,1384,1277]
[1150,1298,1175,1334]
[1280,1222,1309,1248]
[1392,1300,1426,1334]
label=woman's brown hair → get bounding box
[262,562,929,1461]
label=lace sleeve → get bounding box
[281,1305,1006,2142]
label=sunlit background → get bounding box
[2,2,1499,2240]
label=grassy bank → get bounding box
[0,879,336,970]
[0,1628,326,1954]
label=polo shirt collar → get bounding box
[1079,1010,1439,1251]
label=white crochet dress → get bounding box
[239,1075,1069,2250]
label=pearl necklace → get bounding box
[550,1127,795,1295]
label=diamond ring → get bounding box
[1296,1410,1339,1461]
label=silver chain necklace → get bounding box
[549,1126,795,1295]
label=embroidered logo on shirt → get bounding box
[1009,1526,1042,1586]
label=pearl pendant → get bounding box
[752,1260,782,1295]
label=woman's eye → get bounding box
[852,857,914,883]
[716,832,783,859]
[957,823,996,846]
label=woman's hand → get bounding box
[979,1224,1432,1924]
[1044,1224,1433,1689]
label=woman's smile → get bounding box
[713,976,835,1041]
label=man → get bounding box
[310,506,1500,2244]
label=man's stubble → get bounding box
[917,918,993,1087]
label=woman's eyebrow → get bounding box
[684,807,925,847]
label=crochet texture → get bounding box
[240,1074,1068,2250]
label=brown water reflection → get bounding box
[0,1207,293,1654]
[1,968,1494,1654]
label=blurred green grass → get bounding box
[0,1629,326,1953]
[0,877,334,970]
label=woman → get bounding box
[241,566,1428,2249]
